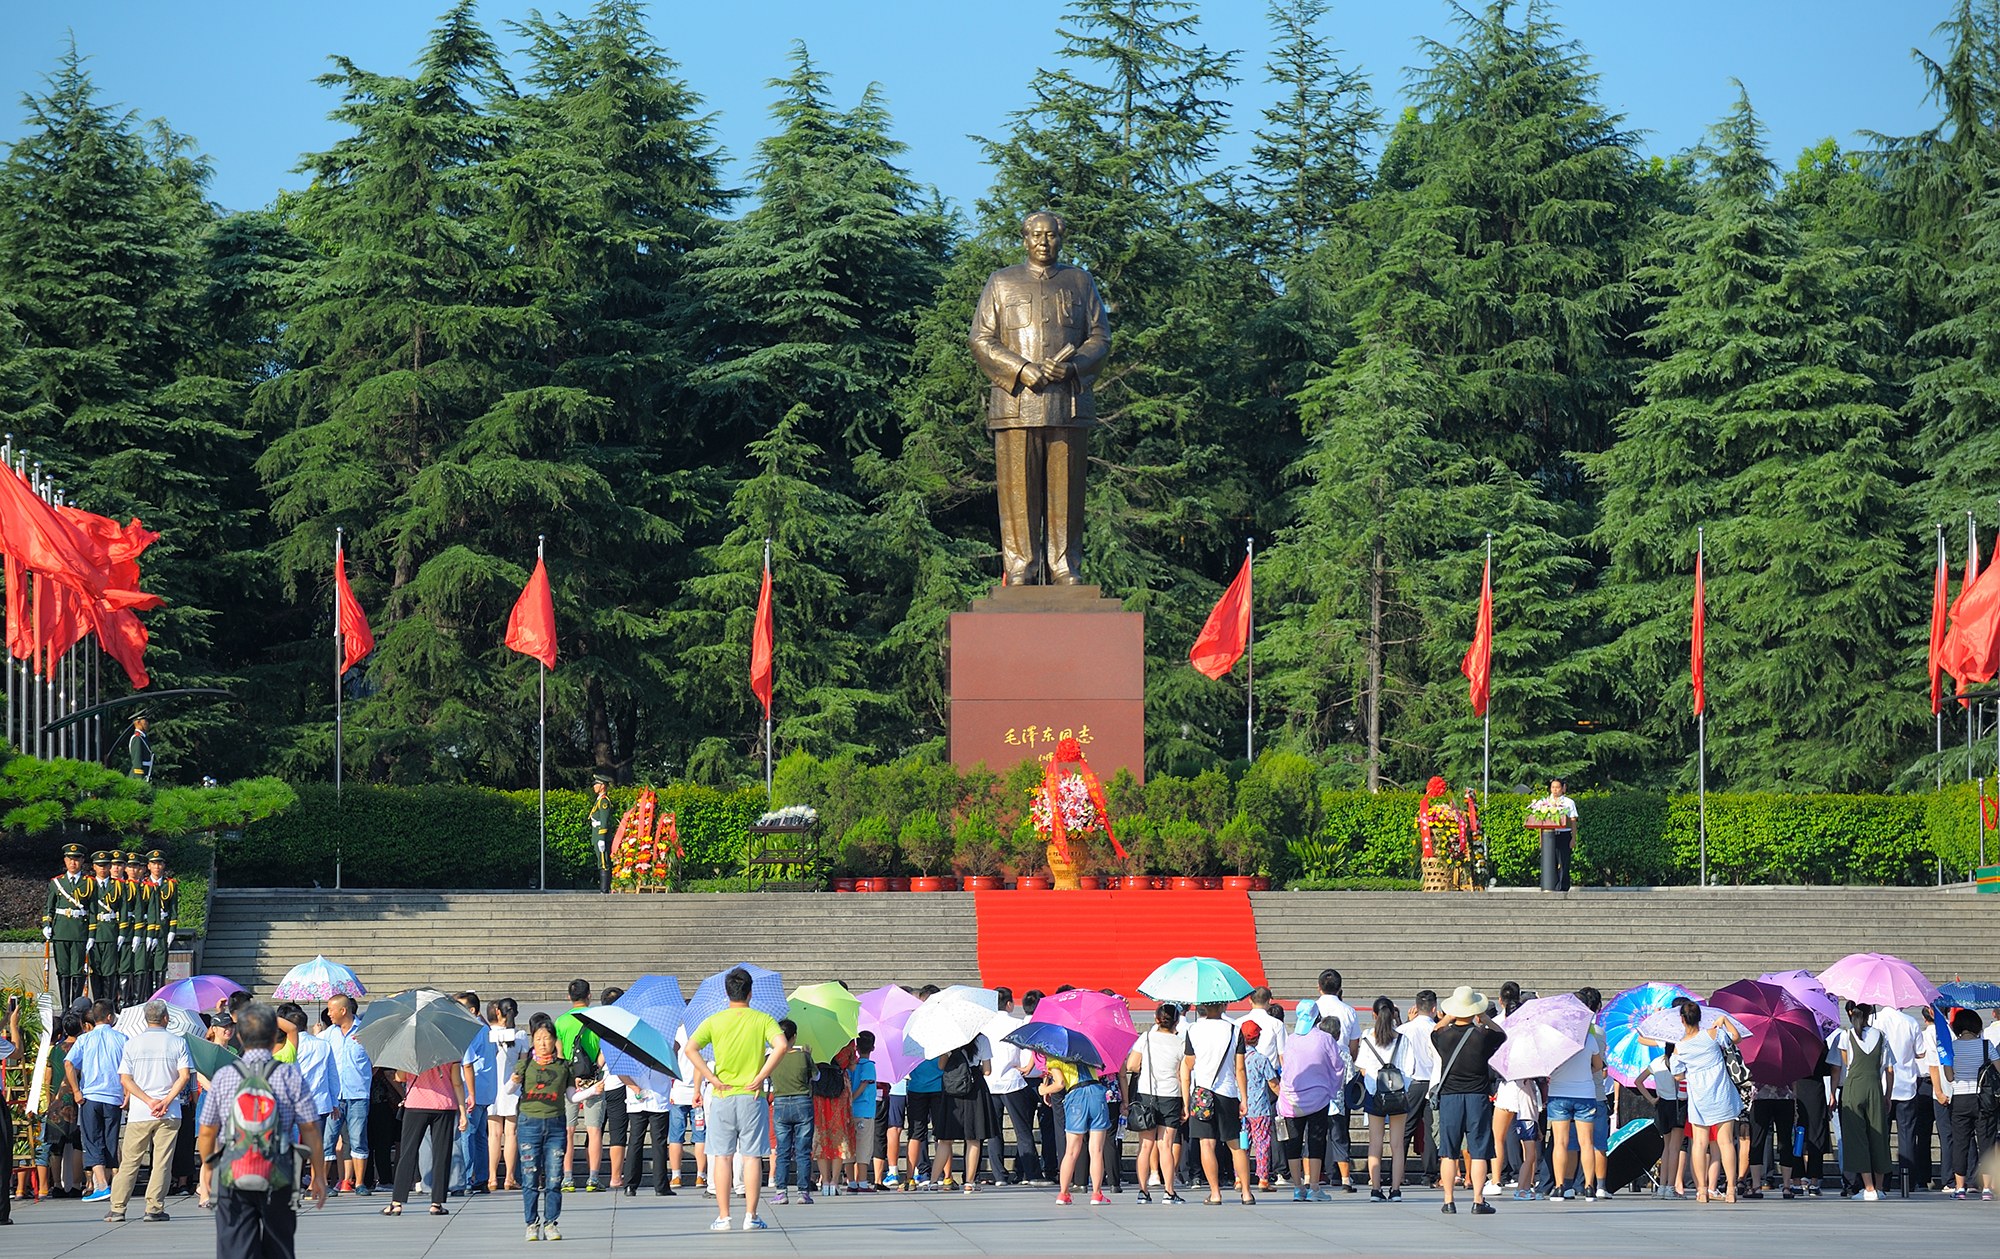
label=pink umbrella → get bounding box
[1817,952,1941,1009]
[1490,994,1595,1081]
[1032,988,1139,1066]
[856,985,925,1084]
[1755,969,1840,1033]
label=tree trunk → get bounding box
[1365,536,1383,793]
[586,673,615,776]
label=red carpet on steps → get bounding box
[973,889,1268,1003]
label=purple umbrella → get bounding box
[1818,952,1941,1009]
[1709,980,1824,1085]
[152,974,246,1013]
[1755,970,1840,1033]
[1490,994,1596,1081]
[857,985,925,1085]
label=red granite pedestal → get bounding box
[948,584,1145,781]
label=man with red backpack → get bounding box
[196,1003,328,1258]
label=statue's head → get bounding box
[1022,211,1065,267]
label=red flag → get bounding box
[1943,533,1987,694]
[334,548,374,675]
[91,603,149,688]
[1692,548,1707,717]
[504,556,557,669]
[33,572,88,662]
[1189,554,1253,679]
[749,559,774,719]
[1460,552,1493,716]
[0,465,106,596]
[1940,553,2000,687]
[1930,538,1949,715]
[5,554,29,661]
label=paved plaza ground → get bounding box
[11,1180,1993,1259]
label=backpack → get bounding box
[941,1045,981,1098]
[214,1061,294,1196]
[1977,1043,2000,1123]
[569,1038,601,1086]
[1364,1038,1410,1115]
[810,1060,845,1099]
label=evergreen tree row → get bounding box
[1,0,1995,795]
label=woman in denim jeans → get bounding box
[769,1019,817,1203]
[513,1023,576,1241]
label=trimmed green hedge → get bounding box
[215,767,1993,891]
[223,783,767,889]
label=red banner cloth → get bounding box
[974,888,1267,1005]
[1460,552,1492,716]
[504,556,557,669]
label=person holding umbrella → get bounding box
[1181,1000,1253,1206]
[1930,1008,1995,1200]
[1646,998,1751,1203]
[1036,1040,1112,1205]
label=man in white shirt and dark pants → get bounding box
[107,1000,191,1223]
[1870,1004,1922,1196]
[1399,991,1442,1186]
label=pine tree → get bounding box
[1244,0,1377,267]
[0,46,262,770]
[1585,93,1913,790]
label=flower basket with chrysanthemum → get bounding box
[611,789,681,890]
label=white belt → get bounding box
[57,908,85,917]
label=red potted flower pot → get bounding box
[832,877,857,893]
[1250,876,1271,891]
[910,876,948,892]
[851,877,877,892]
[1223,875,1256,891]
[1172,876,1204,891]
[1077,876,1104,890]
[1016,876,1052,891]
[886,876,910,892]
[963,875,1004,891]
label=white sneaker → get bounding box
[1594,1186,1610,1201]
[543,1222,561,1241]
[526,1224,542,1242]
[1148,1172,1163,1187]
[709,1217,732,1232]
[1862,1189,1880,1202]
[742,1215,768,1231]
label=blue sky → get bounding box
[0,1,1956,215]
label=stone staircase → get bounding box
[201,888,984,1000]
[1250,886,2000,1006]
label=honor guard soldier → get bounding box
[120,850,150,1006]
[129,714,153,781]
[590,773,615,894]
[144,849,177,993]
[87,851,121,1002]
[42,842,93,1006]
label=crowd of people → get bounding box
[5,963,1999,1250]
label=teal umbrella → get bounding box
[1138,956,1254,1006]
[183,1032,240,1080]
[575,1004,679,1079]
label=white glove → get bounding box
[165,932,174,949]
[147,936,158,951]
[42,927,51,941]
[117,936,125,949]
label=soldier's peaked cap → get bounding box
[61,842,85,858]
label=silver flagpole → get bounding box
[31,463,42,759]
[538,534,547,892]
[1697,527,1708,888]
[1970,511,1979,784]
[1482,532,1492,812]
[1938,524,1947,790]
[2,434,9,753]
[334,527,344,890]
[1244,538,1255,763]
[763,536,773,800]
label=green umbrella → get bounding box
[787,982,860,1062]
[184,1032,240,1080]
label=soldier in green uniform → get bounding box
[42,842,93,1006]
[590,773,615,894]
[129,714,153,781]
[87,850,122,1003]
[119,850,151,1007]
[144,848,177,994]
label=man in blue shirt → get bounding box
[321,993,373,1194]
[453,991,497,1195]
[64,1000,127,1201]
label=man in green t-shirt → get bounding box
[686,967,786,1233]
[551,979,607,1191]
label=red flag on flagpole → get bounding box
[1189,554,1253,679]
[334,547,375,675]
[1940,552,2000,688]
[1692,547,1707,717]
[1943,532,1986,696]
[749,556,774,719]
[1930,537,1949,715]
[1460,553,1492,716]
[504,556,557,669]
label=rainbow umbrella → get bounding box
[152,974,246,1013]
[1031,988,1139,1067]
[1598,981,1697,1086]
[856,985,925,1084]
[1818,952,1940,1009]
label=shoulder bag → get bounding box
[1188,1027,1232,1124]
[1125,1034,1160,1131]
[1427,1025,1476,1134]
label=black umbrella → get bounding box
[1605,1117,1665,1194]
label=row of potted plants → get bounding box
[831,809,1279,884]
[830,874,1274,892]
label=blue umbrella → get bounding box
[1936,981,2000,1010]
[1598,981,1698,1087]
[1002,1019,1104,1070]
[576,1005,679,1081]
[684,962,787,1036]
[604,975,687,1093]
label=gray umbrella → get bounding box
[353,988,484,1075]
